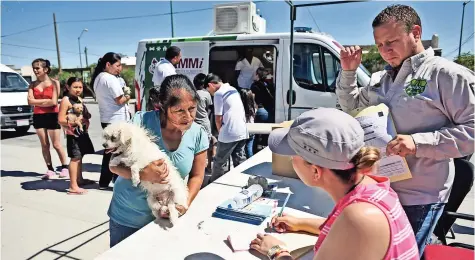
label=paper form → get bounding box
[351,104,412,182]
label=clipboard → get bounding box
[350,104,412,182]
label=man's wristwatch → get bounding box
[267,245,290,260]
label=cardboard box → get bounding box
[271,120,300,180]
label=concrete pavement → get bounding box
[1,104,112,260]
[1,104,474,260]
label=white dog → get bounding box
[102,122,188,226]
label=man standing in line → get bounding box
[152,46,181,88]
[204,73,248,184]
[336,4,474,256]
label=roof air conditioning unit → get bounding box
[214,2,266,35]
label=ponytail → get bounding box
[90,58,106,89]
[90,52,121,88]
[332,146,381,183]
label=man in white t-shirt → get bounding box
[235,47,264,89]
[152,46,181,88]
[205,73,248,183]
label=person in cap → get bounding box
[250,108,418,260]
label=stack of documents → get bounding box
[212,197,278,225]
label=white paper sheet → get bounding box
[354,108,412,181]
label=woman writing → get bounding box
[107,74,209,247]
[250,108,418,260]
[91,52,130,189]
[28,58,69,179]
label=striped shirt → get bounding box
[314,175,419,260]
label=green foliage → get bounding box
[121,67,135,99]
[361,46,386,74]
[454,52,474,71]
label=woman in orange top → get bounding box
[27,58,68,179]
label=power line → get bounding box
[1,1,271,38]
[58,1,270,24]
[1,54,32,60]
[1,43,102,57]
[306,8,321,32]
[1,23,52,38]
[444,32,474,57]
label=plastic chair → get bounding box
[433,158,474,246]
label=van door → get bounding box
[280,39,341,121]
[138,41,210,111]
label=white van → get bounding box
[0,64,33,133]
[134,3,371,122]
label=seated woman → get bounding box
[107,74,209,247]
[250,108,418,260]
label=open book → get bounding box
[226,208,319,259]
[349,104,412,182]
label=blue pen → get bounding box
[278,193,291,217]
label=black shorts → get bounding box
[66,132,96,159]
[33,113,61,130]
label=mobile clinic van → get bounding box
[134,1,371,122]
[0,64,33,134]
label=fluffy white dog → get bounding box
[102,122,188,226]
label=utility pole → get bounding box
[78,29,88,68]
[84,47,89,67]
[53,13,62,73]
[458,1,471,57]
[170,0,175,37]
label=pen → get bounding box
[278,193,291,217]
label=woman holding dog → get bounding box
[58,77,95,195]
[108,74,209,247]
[250,108,418,260]
[91,52,130,189]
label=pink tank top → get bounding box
[314,175,419,260]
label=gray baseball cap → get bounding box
[269,108,365,170]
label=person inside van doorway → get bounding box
[235,47,263,89]
[91,52,131,189]
[250,108,418,260]
[336,4,474,256]
[28,58,69,180]
[251,67,276,154]
[204,74,248,183]
[152,46,181,88]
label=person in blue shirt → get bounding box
[107,74,209,247]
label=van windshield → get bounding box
[1,72,29,92]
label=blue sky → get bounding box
[1,1,474,69]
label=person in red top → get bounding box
[27,58,69,180]
[250,108,418,260]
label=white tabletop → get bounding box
[246,123,279,135]
[96,148,335,260]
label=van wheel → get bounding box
[14,126,30,134]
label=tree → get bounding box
[121,67,135,99]
[361,46,386,74]
[454,52,474,71]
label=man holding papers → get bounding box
[336,4,474,256]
